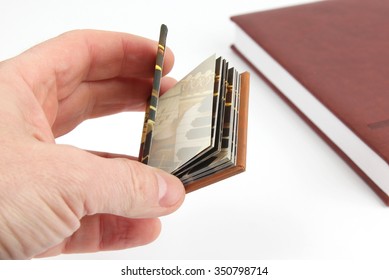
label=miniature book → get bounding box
[139,25,250,192]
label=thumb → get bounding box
[59,146,185,219]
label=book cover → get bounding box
[231,0,389,205]
[140,25,250,193]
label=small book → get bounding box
[139,25,250,193]
[231,0,389,205]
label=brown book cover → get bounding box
[231,0,389,205]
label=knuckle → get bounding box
[117,159,159,212]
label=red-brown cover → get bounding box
[231,0,389,205]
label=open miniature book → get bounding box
[139,25,250,192]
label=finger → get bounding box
[35,215,160,257]
[160,76,177,97]
[85,157,185,218]
[53,144,185,219]
[14,29,175,102]
[52,76,177,137]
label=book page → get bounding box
[148,55,216,173]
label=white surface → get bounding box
[1,0,388,260]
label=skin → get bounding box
[0,30,185,259]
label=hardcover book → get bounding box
[231,0,389,205]
[139,25,250,192]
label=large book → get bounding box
[139,25,250,193]
[231,0,389,205]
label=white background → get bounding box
[1,0,388,260]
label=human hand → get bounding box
[0,30,185,259]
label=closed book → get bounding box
[231,0,389,205]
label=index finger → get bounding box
[15,29,175,99]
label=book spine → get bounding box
[139,24,168,164]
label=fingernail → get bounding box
[157,173,168,201]
[155,172,183,207]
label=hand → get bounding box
[0,30,185,259]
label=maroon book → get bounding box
[231,0,389,205]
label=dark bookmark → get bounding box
[139,24,168,164]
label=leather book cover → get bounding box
[231,0,389,205]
